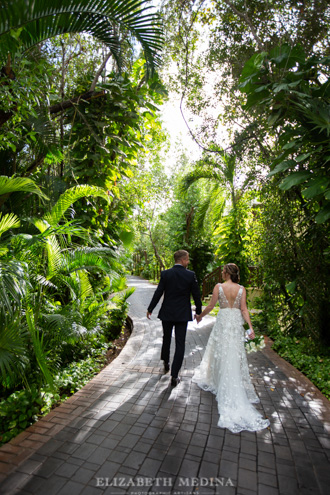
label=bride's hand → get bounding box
[194,314,202,324]
[249,329,255,339]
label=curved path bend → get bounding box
[0,276,329,495]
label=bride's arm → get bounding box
[241,287,255,339]
[195,284,220,323]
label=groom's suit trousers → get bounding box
[161,321,188,379]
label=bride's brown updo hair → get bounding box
[223,263,240,283]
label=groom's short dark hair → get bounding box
[174,250,189,263]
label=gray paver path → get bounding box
[0,276,329,495]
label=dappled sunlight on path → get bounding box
[0,276,329,494]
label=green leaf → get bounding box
[268,110,283,126]
[286,281,296,294]
[302,178,330,199]
[296,153,311,163]
[282,140,299,151]
[279,171,312,190]
[268,160,296,177]
[243,90,270,110]
[119,229,134,248]
[315,205,330,224]
[273,83,290,93]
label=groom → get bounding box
[147,250,202,386]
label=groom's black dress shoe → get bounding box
[171,377,181,387]
[163,362,170,373]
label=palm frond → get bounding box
[0,316,28,384]
[0,0,164,73]
[0,176,49,200]
[0,212,20,238]
[42,311,85,343]
[0,260,29,316]
[77,270,94,303]
[180,168,222,194]
[35,275,57,289]
[64,250,115,275]
[26,308,54,389]
[33,219,63,279]
[44,184,110,226]
[82,298,111,331]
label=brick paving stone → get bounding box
[137,458,162,477]
[87,446,111,464]
[240,440,257,456]
[147,447,167,462]
[107,450,128,464]
[133,441,152,454]
[274,444,293,461]
[238,457,256,472]
[199,460,219,478]
[122,451,147,470]
[257,452,276,469]
[238,468,257,491]
[219,460,238,481]
[190,432,208,448]
[258,465,277,477]
[186,444,203,458]
[295,464,318,490]
[54,461,79,478]
[0,471,31,494]
[34,457,65,479]
[258,471,278,488]
[71,443,98,461]
[237,488,256,495]
[160,455,182,475]
[81,461,100,473]
[167,444,186,459]
[258,484,279,495]
[82,486,106,495]
[15,459,43,475]
[178,459,200,478]
[277,474,300,494]
[203,449,221,465]
[55,480,86,495]
[71,466,96,484]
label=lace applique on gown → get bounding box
[192,284,270,433]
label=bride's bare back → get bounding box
[219,282,242,309]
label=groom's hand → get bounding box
[147,311,152,320]
[194,314,202,324]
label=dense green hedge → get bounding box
[252,310,330,399]
[271,336,330,400]
[0,351,107,445]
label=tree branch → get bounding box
[90,50,113,92]
[49,90,105,114]
[222,0,265,51]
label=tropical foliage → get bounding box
[0,0,167,444]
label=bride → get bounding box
[193,263,270,433]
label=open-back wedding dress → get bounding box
[192,284,270,433]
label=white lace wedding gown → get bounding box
[193,285,270,433]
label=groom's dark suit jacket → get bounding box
[147,265,202,321]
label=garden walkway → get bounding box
[0,276,329,495]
